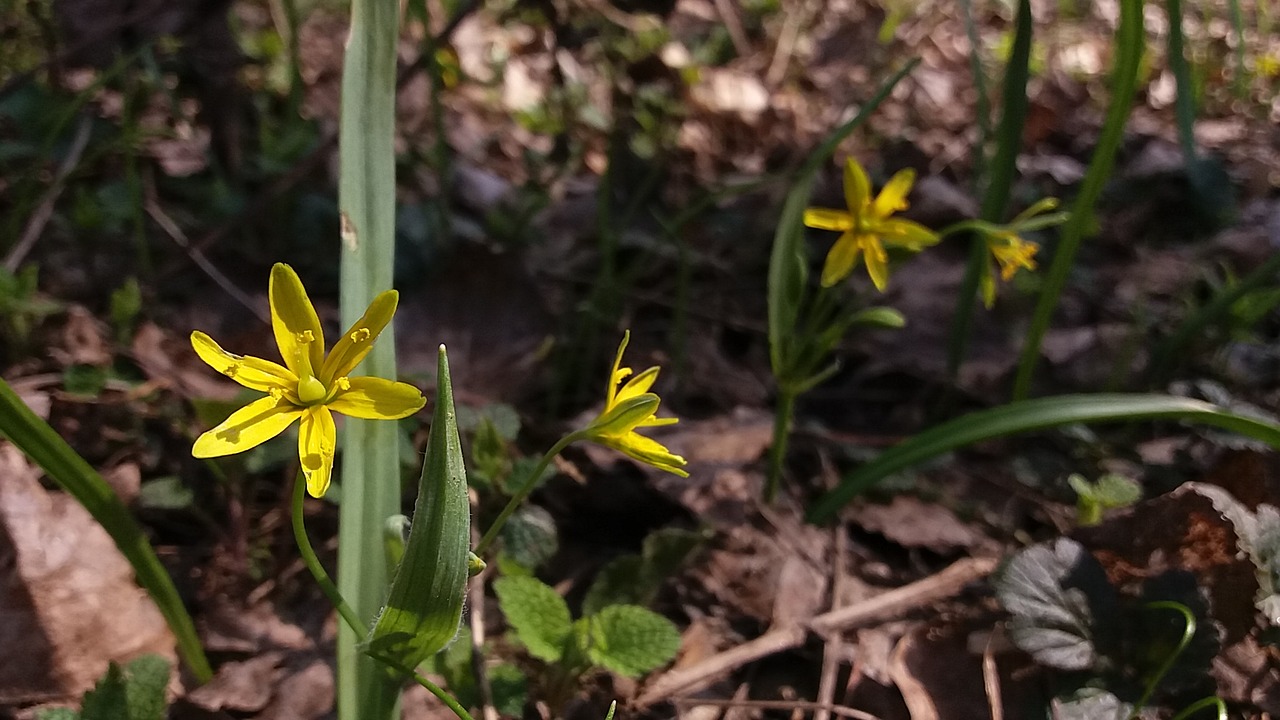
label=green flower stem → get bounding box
[289,476,475,720]
[765,386,797,503]
[476,431,585,556]
[1168,696,1227,720]
[1130,601,1196,717]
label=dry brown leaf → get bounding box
[186,652,282,713]
[851,496,981,553]
[0,443,174,704]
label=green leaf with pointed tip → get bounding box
[809,394,1280,523]
[366,347,471,671]
[585,605,681,678]
[494,575,573,663]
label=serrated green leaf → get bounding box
[366,347,472,671]
[494,575,572,663]
[121,655,169,720]
[500,505,558,572]
[583,528,704,616]
[489,663,529,717]
[993,537,1118,671]
[585,605,681,678]
[80,663,128,720]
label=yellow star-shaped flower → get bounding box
[191,263,425,497]
[803,158,940,290]
[581,331,688,477]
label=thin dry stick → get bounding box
[671,696,883,720]
[712,0,751,59]
[813,523,848,720]
[4,115,93,272]
[635,556,998,707]
[982,633,1003,720]
[143,194,268,324]
[469,564,498,720]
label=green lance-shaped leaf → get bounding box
[0,379,211,682]
[367,346,472,670]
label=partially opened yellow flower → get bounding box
[803,158,940,290]
[977,198,1065,307]
[581,331,688,477]
[191,263,425,497]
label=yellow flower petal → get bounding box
[820,231,861,287]
[862,236,890,291]
[980,265,998,309]
[605,432,689,477]
[299,406,336,497]
[615,366,659,405]
[192,394,303,458]
[803,208,855,232]
[878,218,941,250]
[191,331,297,396]
[320,289,398,384]
[871,168,915,219]
[269,263,325,378]
[606,331,633,408]
[326,376,426,420]
[843,158,871,215]
[590,393,661,438]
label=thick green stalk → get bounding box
[947,0,1032,378]
[1011,0,1144,399]
[0,379,211,681]
[336,0,402,718]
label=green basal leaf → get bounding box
[0,379,210,681]
[809,394,1280,523]
[585,605,681,678]
[993,537,1118,671]
[366,347,471,671]
[494,575,573,663]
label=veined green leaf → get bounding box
[808,394,1280,523]
[367,347,471,671]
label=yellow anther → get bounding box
[298,375,327,405]
[224,362,241,378]
[351,328,371,343]
[336,377,351,391]
[269,387,285,400]
[295,330,315,344]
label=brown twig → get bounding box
[4,114,92,272]
[670,696,883,720]
[635,556,999,707]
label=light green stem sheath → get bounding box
[476,432,584,556]
[290,478,476,720]
[335,0,402,717]
[765,387,797,503]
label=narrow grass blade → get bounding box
[947,0,1033,376]
[335,0,403,716]
[1166,0,1198,162]
[1012,0,1144,399]
[367,347,471,671]
[808,393,1280,523]
[0,379,211,681]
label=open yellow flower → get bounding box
[803,158,940,290]
[191,263,425,497]
[581,331,688,477]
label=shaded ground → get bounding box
[3,0,1280,717]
